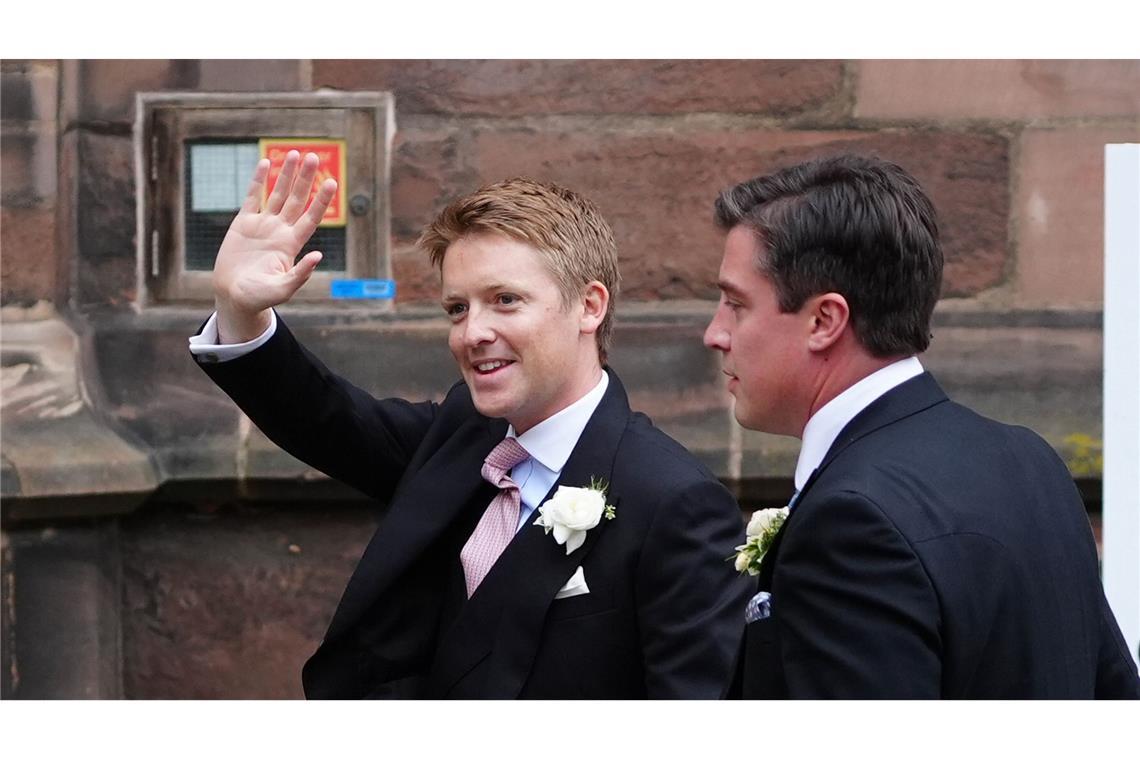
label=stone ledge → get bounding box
[0,303,1108,520]
[1,310,158,516]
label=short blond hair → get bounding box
[418,177,621,363]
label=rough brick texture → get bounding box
[73,131,137,307]
[2,133,36,207]
[0,61,57,123]
[120,504,373,699]
[196,60,303,92]
[314,60,845,116]
[64,60,300,126]
[390,127,1009,302]
[67,60,198,125]
[388,128,479,302]
[1015,127,1140,306]
[0,207,57,305]
[0,70,33,120]
[2,73,38,123]
[857,60,1140,120]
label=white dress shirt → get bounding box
[188,310,609,529]
[505,371,608,529]
[793,356,925,491]
[188,310,278,363]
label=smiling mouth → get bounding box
[473,360,515,375]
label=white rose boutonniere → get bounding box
[533,477,616,555]
[731,506,790,576]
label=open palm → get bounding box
[214,150,338,315]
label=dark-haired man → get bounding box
[705,153,1139,698]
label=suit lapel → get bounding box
[325,414,507,641]
[815,371,947,477]
[756,372,949,581]
[738,373,950,696]
[427,369,630,698]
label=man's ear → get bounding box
[806,292,850,352]
[579,281,609,335]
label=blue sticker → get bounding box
[330,279,397,300]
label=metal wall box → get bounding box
[134,92,394,306]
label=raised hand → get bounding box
[213,150,338,343]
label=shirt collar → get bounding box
[506,370,609,474]
[794,356,924,490]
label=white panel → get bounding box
[190,143,260,212]
[1103,143,1140,668]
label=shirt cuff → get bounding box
[188,310,277,364]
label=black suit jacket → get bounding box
[198,316,752,698]
[736,372,1139,699]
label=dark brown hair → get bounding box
[715,154,943,356]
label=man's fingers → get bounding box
[289,251,323,289]
[281,153,320,224]
[294,178,339,242]
[265,150,300,214]
[240,159,271,214]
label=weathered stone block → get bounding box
[390,245,441,304]
[286,318,458,400]
[1015,127,1140,306]
[314,60,845,116]
[89,318,245,481]
[69,60,198,125]
[390,128,476,245]
[923,323,1103,459]
[610,317,722,394]
[0,63,57,123]
[86,310,461,484]
[1,454,20,497]
[1,128,57,207]
[120,504,374,698]
[609,315,735,474]
[0,132,34,204]
[73,59,200,124]
[196,60,303,92]
[1,314,158,509]
[1,71,33,121]
[1,529,12,698]
[740,428,801,482]
[386,128,1008,303]
[0,206,57,305]
[5,524,122,698]
[74,130,137,307]
[463,128,1008,300]
[856,60,1140,120]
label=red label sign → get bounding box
[259,138,347,227]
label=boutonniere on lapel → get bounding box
[731,507,789,575]
[533,477,616,555]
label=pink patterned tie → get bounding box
[460,437,531,597]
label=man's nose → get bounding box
[462,308,495,347]
[704,311,729,351]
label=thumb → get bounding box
[288,251,323,288]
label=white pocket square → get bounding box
[555,566,590,599]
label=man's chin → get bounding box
[733,405,789,436]
[469,391,513,421]
[731,402,760,432]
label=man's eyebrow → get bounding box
[441,282,521,303]
[716,279,747,298]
